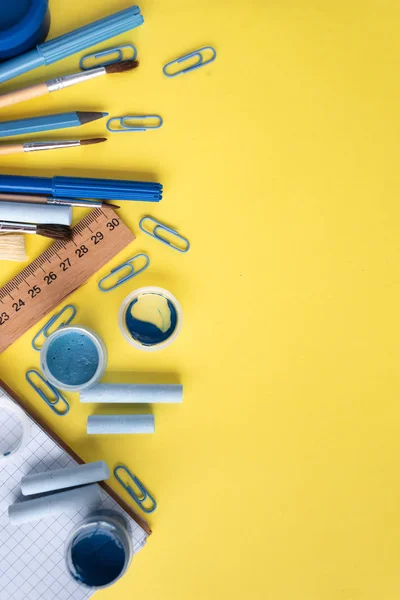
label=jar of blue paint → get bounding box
[65,511,132,589]
[40,326,107,392]
[119,286,183,351]
[0,0,50,62]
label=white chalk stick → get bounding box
[87,414,155,435]
[0,202,72,225]
[80,383,183,404]
[8,484,101,524]
[21,460,110,496]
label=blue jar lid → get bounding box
[0,0,50,61]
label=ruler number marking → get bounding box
[106,218,120,232]
[60,258,71,272]
[91,232,104,245]
[44,272,57,285]
[12,299,25,313]
[28,286,41,299]
[0,312,9,325]
[75,245,89,259]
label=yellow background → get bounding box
[1,0,400,598]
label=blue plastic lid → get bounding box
[0,0,50,61]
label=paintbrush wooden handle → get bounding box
[0,193,46,203]
[0,83,49,109]
[0,144,24,156]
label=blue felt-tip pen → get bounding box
[0,6,144,84]
[0,175,163,203]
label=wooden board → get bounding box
[0,207,134,354]
[0,378,152,535]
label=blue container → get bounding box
[0,0,50,61]
[0,5,143,84]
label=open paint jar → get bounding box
[0,0,50,61]
[65,511,132,589]
[119,286,183,351]
[40,326,107,392]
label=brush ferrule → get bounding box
[0,221,36,234]
[47,197,102,208]
[47,67,106,92]
[23,141,81,153]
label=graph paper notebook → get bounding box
[0,381,150,600]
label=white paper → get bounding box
[0,386,148,600]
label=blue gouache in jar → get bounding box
[125,292,178,346]
[45,331,100,386]
[70,526,126,587]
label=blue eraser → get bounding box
[0,0,50,62]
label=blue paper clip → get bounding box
[80,44,137,70]
[163,46,216,77]
[114,465,157,514]
[139,216,190,253]
[107,115,163,133]
[32,305,77,351]
[98,253,150,292]
[26,370,70,416]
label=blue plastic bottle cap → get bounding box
[0,0,50,62]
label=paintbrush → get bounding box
[0,138,107,156]
[0,221,72,240]
[0,61,139,109]
[0,193,119,209]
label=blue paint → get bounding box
[125,292,178,346]
[0,1,32,31]
[45,331,99,386]
[0,0,50,62]
[70,526,126,587]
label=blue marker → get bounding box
[0,6,144,84]
[0,174,163,202]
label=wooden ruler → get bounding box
[0,207,135,354]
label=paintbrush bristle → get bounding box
[105,60,139,74]
[80,138,107,146]
[0,235,26,262]
[36,224,73,240]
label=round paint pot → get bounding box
[65,511,132,590]
[0,0,50,62]
[119,286,183,351]
[40,326,107,392]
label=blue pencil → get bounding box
[0,112,108,138]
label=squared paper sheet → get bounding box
[0,387,148,600]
